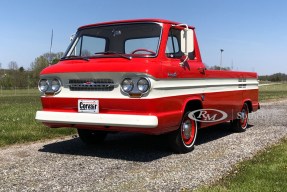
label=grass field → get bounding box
[0,87,39,96]
[259,83,287,101]
[0,91,75,147]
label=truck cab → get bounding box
[36,19,259,153]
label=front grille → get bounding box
[69,79,115,91]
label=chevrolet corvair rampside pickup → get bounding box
[36,19,259,153]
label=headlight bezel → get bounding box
[121,76,151,97]
[38,78,62,94]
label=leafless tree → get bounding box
[8,61,18,70]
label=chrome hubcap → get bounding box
[182,120,192,139]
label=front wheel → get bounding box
[230,103,249,132]
[168,111,198,153]
[77,129,108,145]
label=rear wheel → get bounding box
[231,103,249,132]
[168,111,198,153]
[77,129,108,145]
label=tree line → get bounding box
[258,73,287,82]
[207,65,231,71]
[0,52,63,89]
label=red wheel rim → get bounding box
[181,116,196,145]
[240,105,248,129]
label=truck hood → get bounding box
[40,58,162,78]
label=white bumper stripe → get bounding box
[36,111,158,128]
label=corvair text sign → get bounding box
[78,100,99,113]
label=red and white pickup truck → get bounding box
[36,19,259,153]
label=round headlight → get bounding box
[137,78,150,93]
[121,78,134,93]
[51,79,61,92]
[38,79,49,92]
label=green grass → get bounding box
[0,94,76,147]
[259,83,287,101]
[0,88,39,96]
[196,138,287,192]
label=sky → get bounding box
[0,0,287,75]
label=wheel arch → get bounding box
[182,97,203,113]
[182,97,203,128]
[243,99,253,112]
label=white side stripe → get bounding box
[40,73,258,99]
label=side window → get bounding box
[166,36,179,54]
[166,29,182,58]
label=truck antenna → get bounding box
[49,29,53,66]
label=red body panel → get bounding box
[41,58,164,78]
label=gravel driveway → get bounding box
[0,100,287,191]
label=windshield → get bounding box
[64,23,162,59]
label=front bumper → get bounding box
[35,111,158,128]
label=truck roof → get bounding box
[79,18,195,30]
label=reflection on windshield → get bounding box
[64,23,162,59]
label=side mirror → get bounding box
[180,29,194,57]
[180,28,194,66]
[172,24,195,66]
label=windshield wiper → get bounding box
[61,55,89,61]
[94,51,132,60]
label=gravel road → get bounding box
[0,100,287,191]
